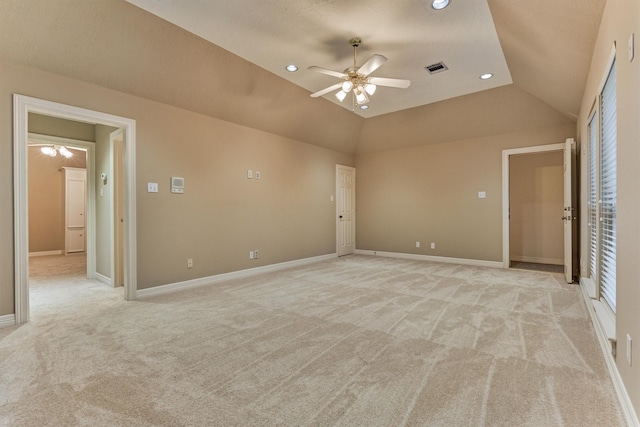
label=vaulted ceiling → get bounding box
[0,0,605,154]
[125,0,514,119]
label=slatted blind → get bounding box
[588,113,597,281]
[599,60,617,311]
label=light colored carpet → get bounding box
[511,261,565,274]
[0,254,625,426]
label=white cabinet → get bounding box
[63,167,87,254]
[66,228,85,253]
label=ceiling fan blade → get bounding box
[310,83,343,98]
[308,66,346,79]
[357,54,388,76]
[368,77,411,89]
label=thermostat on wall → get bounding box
[171,176,185,194]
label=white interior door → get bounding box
[336,165,355,256]
[65,168,87,254]
[563,138,575,283]
[111,130,125,287]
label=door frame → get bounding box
[13,94,138,324]
[335,164,356,256]
[501,143,565,268]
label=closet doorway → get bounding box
[502,140,576,282]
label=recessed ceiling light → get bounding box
[285,64,298,72]
[480,73,493,80]
[359,105,369,110]
[432,0,450,10]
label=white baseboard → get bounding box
[579,279,639,427]
[580,276,597,299]
[354,249,503,269]
[137,253,337,299]
[29,250,63,257]
[0,314,16,328]
[95,272,111,286]
[510,255,563,265]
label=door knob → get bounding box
[339,215,343,219]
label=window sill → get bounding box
[593,299,616,356]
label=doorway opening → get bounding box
[13,94,137,324]
[27,132,92,306]
[509,150,564,273]
[502,141,575,282]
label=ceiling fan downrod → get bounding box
[349,37,362,68]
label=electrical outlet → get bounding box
[627,334,633,366]
[255,171,261,180]
[187,258,193,269]
[254,250,259,259]
[431,242,436,249]
[416,242,420,248]
[249,251,254,260]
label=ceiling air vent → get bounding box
[425,62,448,74]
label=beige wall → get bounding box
[358,84,573,154]
[29,113,95,142]
[356,124,574,262]
[577,0,640,414]
[509,151,563,265]
[0,59,353,315]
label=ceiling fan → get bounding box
[309,38,411,108]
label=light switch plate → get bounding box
[255,171,261,180]
[147,183,158,193]
[478,191,486,199]
[247,169,253,179]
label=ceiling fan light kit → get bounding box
[36,144,74,158]
[309,37,411,111]
[365,83,377,95]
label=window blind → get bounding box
[599,60,617,311]
[588,113,597,281]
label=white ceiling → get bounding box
[125,0,512,118]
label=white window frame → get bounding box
[587,109,599,291]
[598,57,617,313]
[584,47,617,325]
